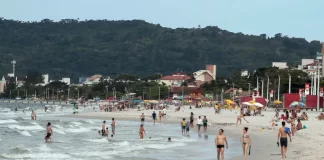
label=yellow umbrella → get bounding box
[249,100,255,104]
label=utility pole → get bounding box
[142,89,145,101]
[158,87,161,102]
[232,83,235,101]
[68,88,70,100]
[278,75,280,100]
[288,74,291,94]
[17,89,19,98]
[248,83,251,94]
[266,75,269,100]
[77,89,80,99]
[261,79,264,97]
[35,90,37,99]
[221,88,224,102]
[57,89,59,100]
[311,72,314,95]
[256,76,259,93]
[317,61,320,111]
[105,86,108,100]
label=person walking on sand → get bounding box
[215,129,228,160]
[236,114,249,126]
[196,116,203,134]
[241,127,251,160]
[190,112,194,128]
[181,118,186,136]
[277,121,292,159]
[44,122,53,143]
[152,111,157,124]
[203,116,208,132]
[139,124,146,139]
[111,118,115,135]
[159,111,163,124]
[140,113,145,124]
[31,111,36,120]
[101,121,106,136]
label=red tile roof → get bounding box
[160,75,191,80]
[306,62,317,66]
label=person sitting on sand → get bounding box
[296,119,302,131]
[236,114,249,126]
[139,124,146,139]
[316,113,324,121]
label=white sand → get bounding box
[64,105,324,160]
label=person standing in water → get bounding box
[241,127,251,160]
[152,111,157,124]
[190,112,194,128]
[196,116,203,134]
[139,124,146,139]
[277,121,292,159]
[44,122,53,143]
[203,116,208,132]
[31,111,36,120]
[181,118,186,136]
[140,113,145,124]
[185,120,190,136]
[111,118,115,135]
[101,121,106,136]
[215,129,228,160]
[158,111,163,124]
[104,127,109,136]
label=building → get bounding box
[241,69,249,77]
[61,78,71,85]
[158,72,191,87]
[0,76,26,93]
[83,74,103,85]
[193,64,216,86]
[43,74,49,84]
[272,62,288,69]
[79,77,88,84]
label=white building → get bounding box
[272,62,288,69]
[43,74,49,84]
[241,69,249,77]
[83,75,103,85]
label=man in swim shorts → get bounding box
[215,129,228,160]
[277,121,292,159]
[152,111,157,124]
[44,122,53,143]
[101,121,106,136]
[203,116,208,132]
[111,118,115,135]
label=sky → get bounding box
[1,0,323,41]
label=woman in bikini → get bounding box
[236,114,249,126]
[240,127,251,160]
[290,116,296,136]
[158,111,163,124]
[139,124,146,139]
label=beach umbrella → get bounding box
[254,102,264,108]
[289,101,306,108]
[273,100,282,105]
[242,102,252,106]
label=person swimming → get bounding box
[168,137,171,142]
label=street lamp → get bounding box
[278,75,280,100]
[158,87,161,102]
[261,79,264,97]
[316,61,320,111]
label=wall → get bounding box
[283,93,300,108]
[305,95,323,108]
[206,64,216,80]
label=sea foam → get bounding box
[0,119,17,124]
[20,131,32,136]
[8,125,45,131]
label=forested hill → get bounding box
[0,18,321,80]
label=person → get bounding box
[203,116,208,132]
[139,124,146,139]
[152,111,157,124]
[277,121,292,159]
[241,127,251,160]
[236,114,249,126]
[140,113,145,124]
[196,116,203,134]
[45,107,48,112]
[158,111,163,124]
[163,107,167,119]
[98,130,101,135]
[44,122,53,143]
[111,118,115,135]
[290,116,296,136]
[296,119,302,131]
[104,127,109,136]
[285,110,289,120]
[215,129,228,160]
[181,118,186,136]
[101,121,106,136]
[185,120,190,136]
[31,111,36,120]
[168,137,171,142]
[190,112,194,128]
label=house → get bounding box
[193,64,216,87]
[0,76,26,93]
[158,72,191,87]
[83,74,103,85]
[272,62,288,69]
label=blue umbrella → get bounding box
[289,101,306,108]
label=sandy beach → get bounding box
[64,105,324,160]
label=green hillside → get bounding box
[0,18,321,80]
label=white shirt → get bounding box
[163,108,166,114]
[196,118,202,125]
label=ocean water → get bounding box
[0,102,242,160]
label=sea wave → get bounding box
[71,122,82,126]
[65,127,91,133]
[20,131,32,136]
[143,142,186,149]
[37,144,52,152]
[8,124,45,131]
[54,128,66,134]
[0,119,18,124]
[85,138,108,143]
[1,153,71,159]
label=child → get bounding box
[185,120,190,136]
[104,127,109,136]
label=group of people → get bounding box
[99,118,116,137]
[214,127,252,160]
